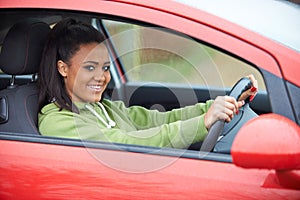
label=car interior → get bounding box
[0,11,272,154]
[0,13,99,135]
[0,18,51,134]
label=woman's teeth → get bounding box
[88,85,101,90]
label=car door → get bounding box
[1,133,300,199]
[0,0,300,199]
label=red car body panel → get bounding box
[233,114,300,170]
[0,0,300,199]
[1,140,300,199]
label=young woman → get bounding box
[38,18,257,149]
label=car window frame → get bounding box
[0,7,295,164]
[0,9,234,164]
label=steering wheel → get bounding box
[200,77,258,153]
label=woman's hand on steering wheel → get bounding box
[238,74,258,102]
[204,74,258,130]
[204,96,244,129]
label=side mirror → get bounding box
[231,113,300,189]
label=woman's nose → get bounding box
[94,68,105,81]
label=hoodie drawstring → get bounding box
[85,102,116,129]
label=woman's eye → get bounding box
[103,65,110,71]
[84,65,95,71]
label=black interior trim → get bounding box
[122,81,270,114]
[260,69,295,122]
[0,97,8,124]
[286,81,300,125]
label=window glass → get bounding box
[102,20,265,89]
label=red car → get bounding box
[0,0,300,199]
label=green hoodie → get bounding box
[38,99,213,149]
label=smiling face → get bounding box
[57,42,111,103]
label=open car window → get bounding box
[0,10,269,160]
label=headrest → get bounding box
[0,18,50,75]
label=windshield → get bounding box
[175,0,300,52]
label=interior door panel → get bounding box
[118,82,270,114]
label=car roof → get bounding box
[175,0,300,53]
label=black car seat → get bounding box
[0,18,50,134]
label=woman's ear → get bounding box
[57,60,68,77]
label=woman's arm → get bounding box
[39,103,208,149]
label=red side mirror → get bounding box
[231,113,300,170]
[231,114,300,190]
